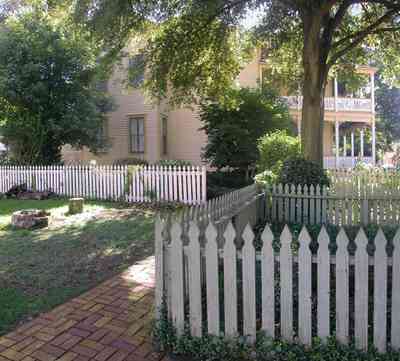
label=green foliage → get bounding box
[376,73,400,149]
[155,159,192,167]
[278,156,330,187]
[154,314,400,361]
[207,170,252,199]
[0,8,113,164]
[200,87,293,173]
[257,130,301,174]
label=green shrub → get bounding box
[257,130,301,174]
[278,156,330,187]
[155,159,192,167]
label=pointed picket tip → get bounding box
[336,227,349,249]
[374,228,387,251]
[224,221,236,243]
[299,226,311,246]
[171,221,182,241]
[318,225,330,246]
[242,223,255,245]
[261,224,274,246]
[280,225,292,245]
[188,221,200,239]
[355,227,368,249]
[205,222,217,240]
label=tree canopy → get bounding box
[66,1,400,163]
[0,7,113,164]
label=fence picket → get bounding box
[261,225,275,338]
[392,229,400,349]
[298,226,312,345]
[354,228,369,350]
[205,223,220,335]
[336,228,349,344]
[223,222,238,337]
[317,226,330,341]
[242,224,256,342]
[280,225,293,341]
[188,222,202,337]
[373,229,388,352]
[170,222,185,335]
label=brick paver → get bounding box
[1,257,171,361]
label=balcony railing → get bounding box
[282,96,372,112]
[324,156,374,169]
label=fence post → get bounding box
[361,198,369,226]
[201,166,207,203]
[154,215,164,320]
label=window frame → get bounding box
[128,115,145,154]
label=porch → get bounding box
[323,120,376,169]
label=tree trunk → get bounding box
[301,13,329,166]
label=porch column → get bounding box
[360,129,364,158]
[370,72,376,165]
[351,132,355,167]
[335,120,340,167]
[343,135,347,157]
[334,77,338,112]
[372,120,376,165]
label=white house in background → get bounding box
[62,49,377,169]
[278,65,377,169]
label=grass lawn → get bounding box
[0,199,155,336]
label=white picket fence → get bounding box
[0,165,207,204]
[266,183,400,226]
[155,219,400,352]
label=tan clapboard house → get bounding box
[62,50,377,169]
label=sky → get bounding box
[241,6,265,29]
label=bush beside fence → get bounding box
[155,217,400,353]
[0,165,207,204]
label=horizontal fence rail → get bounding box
[0,165,206,204]
[155,218,400,352]
[266,183,400,226]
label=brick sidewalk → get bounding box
[0,256,168,361]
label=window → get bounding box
[162,116,168,155]
[129,116,145,153]
[128,54,145,87]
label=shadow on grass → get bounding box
[0,208,155,335]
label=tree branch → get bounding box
[328,8,400,66]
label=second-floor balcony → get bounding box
[282,96,373,113]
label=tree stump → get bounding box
[69,198,84,215]
[11,210,50,229]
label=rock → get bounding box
[69,198,84,215]
[11,209,50,229]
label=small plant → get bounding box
[278,156,330,187]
